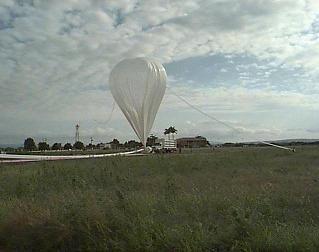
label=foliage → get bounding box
[52,143,62,150]
[110,139,120,145]
[164,126,177,135]
[38,142,50,151]
[4,147,15,152]
[0,146,319,251]
[24,137,37,151]
[109,139,121,149]
[124,140,142,149]
[73,141,84,150]
[86,143,95,150]
[63,143,72,150]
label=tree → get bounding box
[38,142,50,151]
[169,126,177,134]
[52,143,62,150]
[4,147,14,153]
[109,139,120,149]
[124,140,143,149]
[111,139,120,145]
[24,138,37,151]
[86,143,95,150]
[64,143,72,150]
[74,141,84,150]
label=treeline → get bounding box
[0,135,161,153]
[23,137,83,151]
[0,127,176,153]
[20,138,146,152]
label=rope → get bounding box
[168,87,241,133]
[94,100,116,126]
[105,100,116,125]
[167,87,295,152]
[260,141,295,151]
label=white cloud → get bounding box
[158,84,319,141]
[0,0,319,144]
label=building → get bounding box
[177,136,209,148]
[96,143,112,150]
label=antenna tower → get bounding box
[75,124,80,143]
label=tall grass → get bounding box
[0,146,318,251]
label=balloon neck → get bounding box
[144,146,152,153]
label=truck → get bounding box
[152,138,177,153]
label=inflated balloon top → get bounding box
[109,58,167,147]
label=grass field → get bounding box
[0,146,318,251]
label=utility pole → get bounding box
[90,137,94,150]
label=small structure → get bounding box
[97,143,112,150]
[177,136,209,148]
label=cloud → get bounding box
[158,84,319,141]
[0,0,319,144]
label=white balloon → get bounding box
[109,58,167,146]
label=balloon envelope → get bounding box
[109,58,167,146]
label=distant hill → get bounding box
[208,141,224,145]
[271,139,319,144]
[241,139,319,145]
[209,139,319,145]
[0,144,22,148]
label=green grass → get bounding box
[0,146,319,251]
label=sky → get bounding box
[0,0,319,145]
